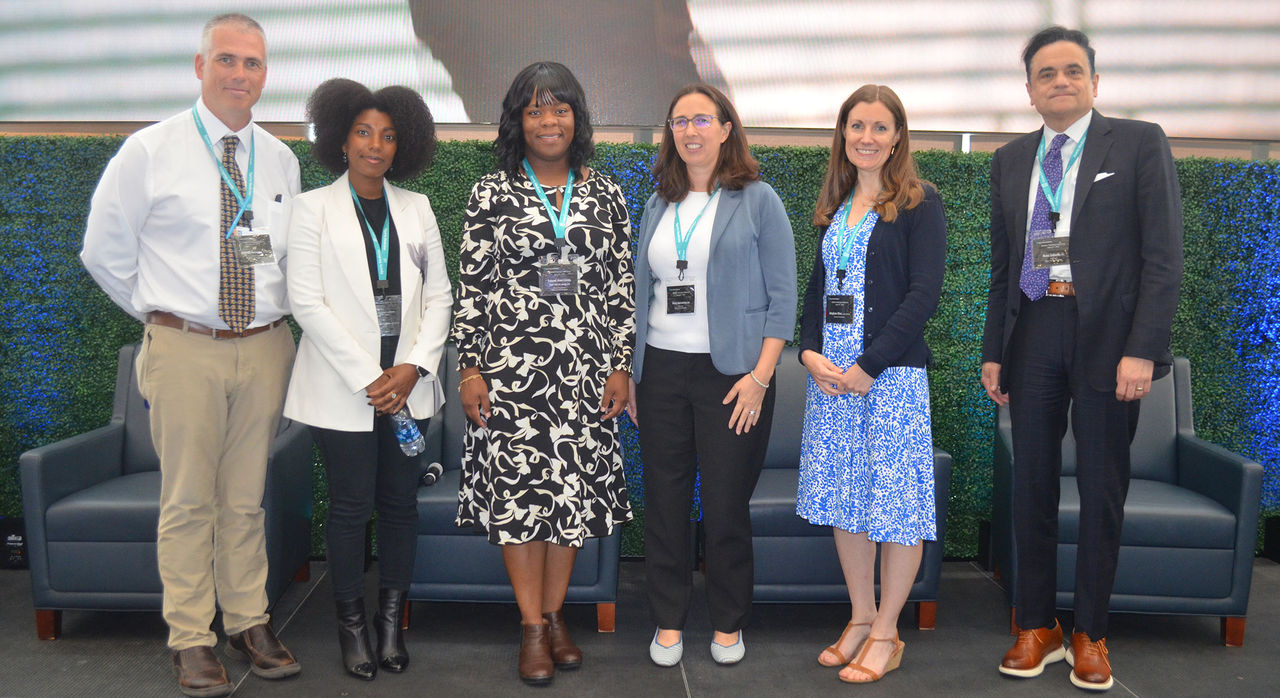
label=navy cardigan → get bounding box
[799,184,946,378]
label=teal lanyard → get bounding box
[835,193,874,287]
[1036,128,1088,216]
[522,158,575,244]
[349,184,391,287]
[192,105,255,237]
[673,187,720,278]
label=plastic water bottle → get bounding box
[390,408,426,456]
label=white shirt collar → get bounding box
[1044,110,1093,144]
[194,97,254,144]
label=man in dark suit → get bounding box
[981,26,1183,692]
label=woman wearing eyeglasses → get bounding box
[626,83,796,667]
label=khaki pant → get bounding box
[136,322,295,650]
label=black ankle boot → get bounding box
[374,588,410,672]
[336,597,377,680]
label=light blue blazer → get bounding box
[632,180,797,382]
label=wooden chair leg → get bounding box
[36,610,61,640]
[1010,607,1019,636]
[596,602,616,633]
[400,600,413,631]
[915,601,937,630]
[292,561,310,583]
[1221,616,1245,647]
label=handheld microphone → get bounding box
[419,461,444,487]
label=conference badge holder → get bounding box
[1031,233,1070,269]
[825,294,854,324]
[232,224,277,266]
[375,293,402,336]
[667,281,695,314]
[538,247,580,296]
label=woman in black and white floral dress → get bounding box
[452,61,634,686]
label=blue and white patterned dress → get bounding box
[795,202,936,545]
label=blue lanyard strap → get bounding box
[349,184,391,283]
[1036,128,1088,215]
[522,158,575,241]
[192,105,255,237]
[835,193,874,279]
[673,187,720,271]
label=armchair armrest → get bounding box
[19,423,125,512]
[1176,434,1264,517]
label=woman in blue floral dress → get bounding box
[796,84,946,684]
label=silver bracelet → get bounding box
[748,370,769,389]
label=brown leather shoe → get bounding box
[172,646,232,697]
[1067,632,1114,691]
[519,622,554,686]
[226,622,302,679]
[999,619,1066,678]
[542,610,583,670]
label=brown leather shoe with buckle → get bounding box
[226,623,301,679]
[519,622,554,685]
[1066,632,1113,691]
[172,646,232,697]
[999,619,1066,678]
[542,610,583,670]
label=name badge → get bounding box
[825,295,855,324]
[232,225,276,266]
[375,293,402,336]
[1032,234,1070,269]
[538,253,580,296]
[666,284,695,314]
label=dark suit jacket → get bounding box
[799,184,947,378]
[982,110,1184,392]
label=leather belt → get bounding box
[1046,281,1076,297]
[147,311,284,339]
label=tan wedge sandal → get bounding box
[818,621,871,667]
[839,635,905,683]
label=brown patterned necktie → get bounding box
[218,135,255,332]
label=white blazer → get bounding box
[283,173,453,431]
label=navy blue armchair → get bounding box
[749,346,952,629]
[19,343,313,639]
[406,345,622,632]
[990,357,1263,646]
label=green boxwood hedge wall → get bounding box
[2,135,1277,559]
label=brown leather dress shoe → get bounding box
[1067,632,1114,691]
[172,646,232,697]
[519,622,554,686]
[999,619,1066,677]
[542,610,583,670]
[226,622,302,679]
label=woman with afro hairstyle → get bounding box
[452,62,634,686]
[283,78,451,681]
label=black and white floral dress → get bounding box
[453,168,634,546]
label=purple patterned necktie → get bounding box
[1020,133,1069,300]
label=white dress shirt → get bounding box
[1025,110,1092,283]
[81,98,301,327]
[645,190,719,353]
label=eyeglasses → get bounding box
[667,114,719,131]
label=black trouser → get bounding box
[637,346,774,633]
[312,337,423,601]
[1006,296,1139,640]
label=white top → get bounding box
[1025,110,1092,283]
[645,190,719,353]
[81,98,302,327]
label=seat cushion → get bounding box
[44,471,160,542]
[1058,477,1235,549]
[417,468,468,534]
[750,468,830,537]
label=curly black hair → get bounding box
[306,78,437,181]
[494,62,594,177]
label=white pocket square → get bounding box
[1094,171,1115,182]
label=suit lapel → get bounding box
[708,187,743,257]
[636,196,669,278]
[387,184,423,327]
[329,172,379,325]
[1009,130,1040,260]
[1071,109,1112,224]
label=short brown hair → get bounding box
[813,84,925,226]
[652,84,759,203]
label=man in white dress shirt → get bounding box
[81,13,302,696]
